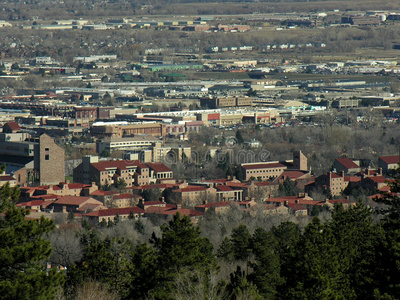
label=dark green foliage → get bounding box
[278,177,297,196]
[0,183,63,300]
[235,130,244,144]
[217,224,252,262]
[66,233,132,298]
[136,213,217,299]
[115,178,127,189]
[226,266,261,300]
[248,228,283,299]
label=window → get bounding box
[44,147,50,160]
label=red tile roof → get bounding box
[141,201,165,206]
[145,204,175,214]
[278,170,309,180]
[64,183,91,189]
[254,181,279,187]
[4,122,21,131]
[330,172,342,178]
[286,202,307,211]
[163,208,203,217]
[84,206,145,217]
[91,160,147,172]
[379,156,400,165]
[367,176,389,183]
[196,201,231,208]
[216,185,233,192]
[113,193,142,200]
[242,162,286,170]
[90,190,119,196]
[30,194,59,200]
[0,175,15,181]
[226,182,247,188]
[207,113,220,121]
[77,203,105,211]
[54,196,96,206]
[327,199,355,205]
[335,158,360,169]
[17,200,46,207]
[344,176,361,182]
[146,163,172,173]
[173,186,207,193]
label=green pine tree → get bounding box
[0,183,64,299]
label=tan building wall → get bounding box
[38,134,65,185]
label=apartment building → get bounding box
[73,156,172,187]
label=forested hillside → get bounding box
[2,164,400,299]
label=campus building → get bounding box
[0,123,65,185]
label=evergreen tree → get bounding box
[146,213,216,299]
[66,234,132,298]
[226,266,262,300]
[235,130,244,144]
[0,183,64,299]
[375,164,400,297]
[249,228,283,299]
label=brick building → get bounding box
[200,96,253,109]
[73,156,172,187]
[90,123,167,138]
[241,150,308,181]
[0,129,65,185]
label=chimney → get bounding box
[176,204,181,210]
